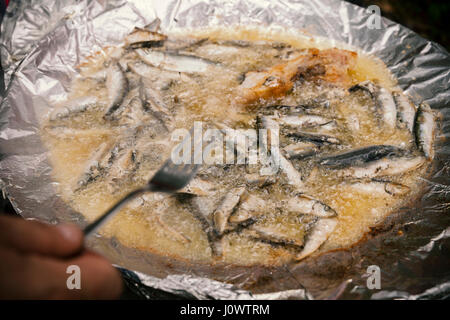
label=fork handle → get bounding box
[83,185,153,236]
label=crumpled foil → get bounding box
[0,0,449,300]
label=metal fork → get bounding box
[83,129,200,236]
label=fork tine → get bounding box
[148,125,201,192]
[84,126,201,236]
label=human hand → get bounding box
[0,215,123,299]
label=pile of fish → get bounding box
[44,26,437,262]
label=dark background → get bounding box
[348,0,450,51]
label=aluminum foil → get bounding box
[1,0,449,300]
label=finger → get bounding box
[0,247,122,299]
[61,250,123,299]
[0,215,83,258]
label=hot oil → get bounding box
[41,26,427,266]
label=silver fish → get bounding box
[76,141,114,190]
[243,225,305,249]
[279,156,305,190]
[284,194,337,218]
[258,115,304,189]
[350,81,397,130]
[106,146,141,193]
[283,142,319,159]
[414,103,436,159]
[393,91,417,132]
[279,114,333,128]
[262,104,310,115]
[217,39,291,50]
[115,96,148,125]
[104,63,129,119]
[139,78,171,129]
[343,179,410,196]
[296,217,338,260]
[286,131,341,145]
[216,123,258,164]
[212,187,246,235]
[228,194,267,225]
[319,145,405,168]
[338,155,425,179]
[136,48,217,74]
[189,196,223,257]
[242,214,317,249]
[163,37,209,52]
[49,96,98,121]
[127,61,192,90]
[244,173,277,188]
[320,145,425,178]
[188,40,293,64]
[104,86,139,121]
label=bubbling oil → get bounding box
[41,26,426,266]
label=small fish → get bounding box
[286,131,341,145]
[139,78,171,129]
[190,40,293,64]
[104,63,129,119]
[343,179,410,196]
[338,155,425,179]
[244,173,277,187]
[216,39,290,50]
[257,114,281,157]
[115,96,148,125]
[106,148,140,193]
[125,28,167,49]
[279,156,305,190]
[189,196,224,257]
[349,81,397,130]
[258,115,304,189]
[283,142,319,159]
[228,194,267,225]
[393,91,416,132]
[163,37,209,52]
[279,114,333,128]
[263,104,310,114]
[242,214,317,249]
[296,217,338,260]
[212,187,246,235]
[414,103,436,159]
[76,141,114,190]
[320,145,425,178]
[136,48,217,74]
[217,123,257,163]
[104,86,139,120]
[284,194,337,218]
[243,225,306,249]
[49,96,98,121]
[319,145,404,168]
[127,61,192,90]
